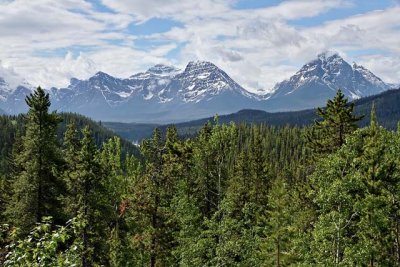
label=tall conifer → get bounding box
[7,87,64,234]
[308,89,363,155]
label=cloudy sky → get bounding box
[0,0,399,93]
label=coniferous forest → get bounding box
[1,87,400,266]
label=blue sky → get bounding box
[0,0,399,92]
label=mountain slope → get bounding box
[49,61,264,122]
[267,52,390,111]
[0,112,140,159]
[0,54,395,123]
[0,75,33,114]
[104,88,400,141]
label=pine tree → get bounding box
[170,179,204,266]
[308,89,363,155]
[6,87,64,235]
[62,125,110,266]
[213,151,261,266]
[261,177,296,266]
[76,126,110,266]
[129,128,175,266]
[62,121,81,217]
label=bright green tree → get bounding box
[213,151,262,266]
[261,177,297,266]
[309,112,400,266]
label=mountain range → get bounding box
[0,52,395,122]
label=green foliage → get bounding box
[308,89,363,155]
[5,87,64,235]
[2,88,400,266]
[4,216,84,267]
[309,123,400,265]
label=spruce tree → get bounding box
[6,87,64,234]
[308,89,363,155]
[261,177,296,266]
[214,151,261,266]
[62,121,81,217]
[76,126,110,266]
[129,128,174,266]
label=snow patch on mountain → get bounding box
[271,52,390,100]
[0,55,394,122]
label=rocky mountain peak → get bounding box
[0,55,395,123]
[271,52,389,102]
[92,71,114,80]
[184,60,218,73]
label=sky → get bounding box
[0,0,399,93]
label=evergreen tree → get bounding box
[170,179,204,266]
[129,128,175,266]
[213,151,261,266]
[62,121,81,217]
[308,89,363,155]
[309,115,400,265]
[6,87,64,234]
[62,126,110,266]
[76,126,110,266]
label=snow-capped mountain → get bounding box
[0,54,395,122]
[267,52,390,110]
[47,61,263,122]
[172,61,260,102]
[0,76,34,114]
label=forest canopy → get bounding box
[0,88,399,266]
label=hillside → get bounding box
[0,112,139,174]
[104,88,400,141]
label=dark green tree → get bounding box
[62,121,81,217]
[6,87,64,234]
[76,126,110,266]
[308,89,363,155]
[128,128,176,266]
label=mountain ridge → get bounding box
[267,52,390,111]
[0,53,397,122]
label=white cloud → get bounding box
[88,44,178,78]
[0,61,24,90]
[357,55,400,84]
[0,0,399,94]
[26,52,98,88]
[152,3,400,92]
[101,0,233,23]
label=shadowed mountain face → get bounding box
[0,53,395,123]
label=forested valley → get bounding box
[1,87,400,266]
